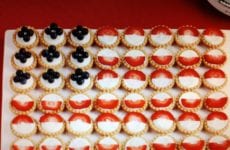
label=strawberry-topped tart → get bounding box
[151,135,177,150]
[204,91,228,112]
[95,48,121,70]
[175,25,200,47]
[122,70,147,92]
[95,113,121,136]
[122,92,147,112]
[95,136,120,150]
[95,92,120,113]
[38,113,65,136]
[202,28,225,48]
[95,26,120,48]
[66,113,93,136]
[204,111,229,134]
[177,112,203,134]
[203,48,227,68]
[123,49,148,70]
[95,70,121,92]
[149,69,174,90]
[148,25,174,47]
[11,138,35,150]
[150,47,175,69]
[176,69,201,90]
[149,110,176,134]
[176,48,201,69]
[180,135,205,150]
[122,27,147,48]
[38,137,64,150]
[149,91,175,111]
[203,69,227,90]
[124,136,149,150]
[11,115,37,137]
[67,137,92,150]
[123,112,148,135]
[207,135,230,150]
[177,91,202,112]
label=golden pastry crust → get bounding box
[176,72,201,91]
[179,135,206,150]
[121,32,148,49]
[201,30,225,48]
[202,75,227,90]
[40,30,67,48]
[38,136,65,150]
[123,136,149,150]
[95,136,121,150]
[177,119,203,135]
[66,76,93,92]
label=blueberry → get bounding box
[83,52,89,58]
[15,53,21,59]
[28,29,34,36]
[24,73,31,79]
[53,72,60,78]
[45,28,51,34]
[42,73,49,80]
[72,52,78,59]
[50,23,58,29]
[82,28,88,35]
[47,57,53,62]
[53,51,60,58]
[77,46,84,52]
[42,50,49,57]
[77,57,83,62]
[56,28,63,35]
[20,48,26,53]
[76,34,84,40]
[13,76,20,82]
[82,72,89,79]
[21,26,28,31]
[16,70,24,76]
[71,74,77,81]
[49,45,56,51]
[48,78,54,83]
[18,31,23,37]
[75,68,82,74]
[77,25,83,29]
[23,36,30,42]
[20,79,27,84]
[72,30,78,37]
[20,57,27,63]
[50,33,57,39]
[77,79,84,85]
[48,69,54,74]
[25,52,31,58]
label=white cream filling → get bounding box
[14,138,34,147]
[40,138,62,148]
[154,48,172,57]
[123,79,145,89]
[208,92,226,100]
[40,77,62,89]
[98,35,117,45]
[151,34,172,44]
[69,138,90,148]
[125,49,145,57]
[99,137,117,145]
[206,78,226,86]
[13,94,33,102]
[125,93,144,102]
[98,93,117,101]
[14,56,34,68]
[13,76,34,89]
[153,135,174,144]
[180,50,198,58]
[41,122,63,133]
[183,136,201,144]
[70,77,91,90]
[70,94,90,102]
[153,118,173,130]
[178,35,198,44]
[125,121,146,132]
[69,120,92,132]
[209,135,227,144]
[97,121,119,133]
[16,34,36,46]
[70,32,91,45]
[204,35,224,45]
[98,48,119,57]
[43,32,65,45]
[207,119,228,130]
[152,92,171,101]
[151,78,172,88]
[125,34,145,46]
[179,92,200,105]
[41,54,62,66]
[178,77,199,88]
[207,49,224,56]
[70,54,91,68]
[12,123,35,134]
[97,78,119,89]
[179,120,200,131]
[126,137,146,147]
[41,93,63,102]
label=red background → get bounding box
[0,0,230,146]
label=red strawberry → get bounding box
[208,138,230,150]
[97,70,118,80]
[204,69,225,79]
[125,56,145,67]
[150,69,173,79]
[41,145,62,150]
[151,110,175,121]
[39,114,63,123]
[204,52,226,65]
[68,113,91,123]
[97,26,118,36]
[125,27,144,35]
[96,144,119,150]
[206,112,228,121]
[124,70,146,81]
[11,100,34,111]
[12,115,34,124]
[152,55,173,65]
[151,143,176,150]
[68,99,91,109]
[40,101,62,111]
[96,113,120,122]
[180,98,201,108]
[69,146,90,150]
[182,139,205,150]
[178,112,200,121]
[206,94,227,108]
[98,56,119,66]
[151,26,172,35]
[124,112,147,123]
[124,99,145,108]
[178,51,200,66]
[177,26,199,36]
[126,145,147,150]
[12,145,34,150]
[203,28,224,37]
[151,97,173,107]
[178,69,200,78]
[96,97,119,109]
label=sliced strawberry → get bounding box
[203,28,224,37]
[11,100,34,111]
[204,69,225,79]
[178,51,200,66]
[126,145,147,150]
[125,56,145,67]
[69,146,90,150]
[208,138,230,150]
[97,26,118,36]
[180,97,201,108]
[39,114,63,123]
[97,70,118,80]
[152,55,173,65]
[41,145,62,150]
[124,99,145,108]
[151,26,172,35]
[206,94,228,108]
[124,70,146,81]
[68,99,91,109]
[206,112,228,121]
[151,97,173,107]
[182,139,205,150]
[177,26,199,36]
[125,27,144,35]
[178,112,200,121]
[96,97,119,109]
[96,113,120,122]
[41,101,62,111]
[151,110,175,121]
[12,115,34,124]
[178,69,200,78]
[68,113,91,123]
[98,56,119,66]
[204,52,226,65]
[151,143,176,150]
[150,69,173,79]
[96,144,119,150]
[124,112,147,123]
[12,145,34,150]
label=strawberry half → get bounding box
[125,50,146,67]
[69,146,90,150]
[206,112,228,121]
[178,69,200,78]
[97,70,118,80]
[178,50,200,66]
[208,136,230,150]
[204,50,226,65]
[68,94,91,109]
[204,69,225,79]
[11,99,34,112]
[151,25,172,35]
[40,101,62,111]
[96,144,119,150]
[152,143,176,150]
[182,137,205,150]
[178,112,200,121]
[151,110,175,121]
[179,92,201,108]
[152,55,173,65]
[124,70,146,81]
[39,114,64,123]
[97,26,118,36]
[96,93,119,109]
[12,145,34,150]
[12,115,34,124]
[151,92,173,107]
[177,26,199,36]
[124,112,147,123]
[124,93,145,108]
[150,69,173,79]
[68,113,91,123]
[41,145,62,150]
[98,56,119,66]
[96,113,120,122]
[203,28,224,37]
[205,92,228,108]
[125,27,145,35]
[126,145,147,150]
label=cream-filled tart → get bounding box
[176,69,201,90]
[207,135,230,150]
[180,135,205,150]
[122,27,147,48]
[95,26,120,48]
[95,92,120,113]
[175,25,200,47]
[95,136,120,150]
[122,70,147,92]
[148,25,174,47]
[151,135,177,150]
[13,26,39,48]
[202,28,225,48]
[68,25,94,47]
[40,22,66,47]
[66,113,93,136]
[149,110,176,134]
[203,48,227,68]
[149,69,174,90]
[204,111,229,134]
[38,113,65,136]
[177,112,203,134]
[11,115,37,138]
[123,49,148,70]
[95,70,121,92]
[123,112,148,135]
[11,138,35,150]
[11,48,37,71]
[124,136,149,150]
[67,137,92,150]
[150,47,175,69]
[38,137,64,150]
[203,69,227,90]
[95,113,121,136]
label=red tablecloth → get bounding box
[0,0,230,146]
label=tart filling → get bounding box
[123,27,146,47]
[205,91,228,110]
[203,48,226,67]
[95,92,119,112]
[181,135,205,150]
[208,135,230,150]
[176,26,200,46]
[124,49,147,68]
[96,26,119,47]
[67,93,92,112]
[123,92,146,111]
[150,47,174,67]
[202,28,225,47]
[12,138,35,150]
[38,137,64,150]
[177,48,201,68]
[151,135,176,150]
[124,137,148,150]
[96,137,119,150]
[11,94,35,113]
[68,137,91,150]
[150,92,174,109]
[178,91,202,111]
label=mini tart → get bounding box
[11,138,35,150]
[204,91,228,111]
[38,113,65,136]
[95,70,121,92]
[10,70,36,93]
[124,136,149,150]
[149,69,174,91]
[149,91,175,111]
[68,25,94,47]
[151,135,177,150]
[95,113,121,136]
[13,26,39,48]
[38,69,65,92]
[122,70,148,92]
[180,135,205,150]
[122,27,147,48]
[67,46,93,70]
[177,112,203,134]
[207,135,230,150]
[148,25,174,47]
[66,113,93,136]
[11,48,37,71]
[123,112,148,135]
[175,25,200,47]
[123,49,148,70]
[38,45,65,69]
[176,69,201,90]
[204,111,229,134]
[176,48,201,69]
[177,91,202,112]
[40,23,66,47]
[202,28,225,48]
[95,136,120,150]
[149,110,176,134]
[122,92,147,112]
[38,93,65,114]
[67,137,92,150]
[66,93,92,113]
[203,48,227,68]
[10,93,36,114]
[95,26,120,48]
[38,137,64,150]
[11,115,37,138]
[94,92,120,113]
[203,69,227,90]
[149,47,175,69]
